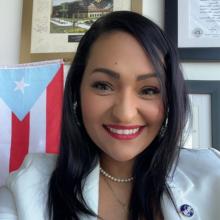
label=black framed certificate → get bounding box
[165,0,220,61]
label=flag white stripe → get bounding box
[0,99,12,186]
[29,90,46,153]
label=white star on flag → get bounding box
[14,78,30,94]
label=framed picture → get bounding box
[165,0,220,61]
[186,80,220,150]
[20,0,142,64]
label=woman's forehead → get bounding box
[85,31,156,75]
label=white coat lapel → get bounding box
[163,167,201,220]
[81,163,100,220]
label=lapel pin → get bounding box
[180,204,194,217]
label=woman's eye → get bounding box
[140,87,160,97]
[91,81,113,93]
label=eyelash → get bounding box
[91,81,113,93]
[139,87,160,97]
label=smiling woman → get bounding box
[1,10,220,220]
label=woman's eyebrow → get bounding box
[92,67,157,81]
[136,73,157,81]
[92,68,120,79]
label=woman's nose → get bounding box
[111,92,138,123]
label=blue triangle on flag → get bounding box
[0,62,61,121]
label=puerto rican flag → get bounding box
[0,60,63,186]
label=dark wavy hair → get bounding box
[48,11,190,220]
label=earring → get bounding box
[73,101,81,126]
[159,116,168,138]
[159,107,169,138]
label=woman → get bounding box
[0,11,220,220]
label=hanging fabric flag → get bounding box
[0,59,64,186]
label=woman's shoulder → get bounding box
[172,147,220,183]
[168,147,220,185]
[178,147,220,174]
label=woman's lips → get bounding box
[103,124,145,140]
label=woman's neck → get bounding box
[100,153,134,178]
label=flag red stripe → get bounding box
[46,64,63,153]
[9,113,30,172]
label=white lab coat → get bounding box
[0,147,220,220]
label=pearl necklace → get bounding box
[100,167,134,183]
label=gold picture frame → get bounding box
[20,0,142,64]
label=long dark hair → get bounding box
[48,11,190,220]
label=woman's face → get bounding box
[80,31,164,163]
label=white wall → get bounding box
[0,0,220,81]
[0,0,23,65]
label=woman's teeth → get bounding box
[108,127,139,135]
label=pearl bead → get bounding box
[100,167,134,183]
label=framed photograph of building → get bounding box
[20,0,142,63]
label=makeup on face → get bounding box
[80,31,164,163]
